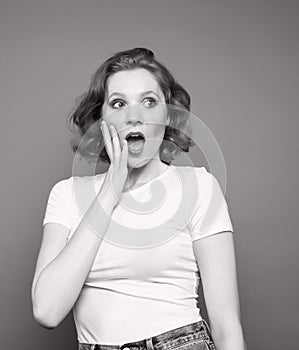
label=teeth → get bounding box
[125,132,145,140]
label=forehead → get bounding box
[106,68,162,96]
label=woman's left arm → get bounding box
[193,231,247,350]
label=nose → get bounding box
[126,104,143,125]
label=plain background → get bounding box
[0,0,297,349]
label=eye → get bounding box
[110,99,126,109]
[143,97,157,108]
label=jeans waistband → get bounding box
[119,319,212,350]
[79,319,213,350]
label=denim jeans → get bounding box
[78,319,216,350]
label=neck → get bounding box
[124,159,170,191]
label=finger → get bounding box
[120,139,128,169]
[101,120,114,162]
[110,124,121,162]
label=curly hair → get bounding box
[68,47,195,165]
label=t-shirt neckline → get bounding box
[122,164,174,195]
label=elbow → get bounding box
[31,286,63,329]
[32,302,61,329]
[211,318,246,350]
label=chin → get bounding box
[127,157,149,169]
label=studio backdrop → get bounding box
[0,1,297,349]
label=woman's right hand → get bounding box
[97,119,129,210]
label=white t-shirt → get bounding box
[42,165,234,345]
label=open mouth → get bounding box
[125,131,146,154]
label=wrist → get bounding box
[96,192,116,213]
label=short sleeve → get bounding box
[188,168,234,242]
[42,178,73,230]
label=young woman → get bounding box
[31,48,247,350]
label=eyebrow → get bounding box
[108,90,160,100]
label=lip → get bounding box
[125,130,146,140]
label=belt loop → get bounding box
[202,318,212,333]
[145,337,155,350]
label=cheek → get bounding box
[101,104,119,125]
[147,115,167,139]
[101,101,116,119]
[146,125,166,149]
[146,106,168,127]
[101,103,108,120]
[153,124,166,135]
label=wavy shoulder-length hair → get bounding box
[68,47,195,165]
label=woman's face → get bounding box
[101,68,169,168]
